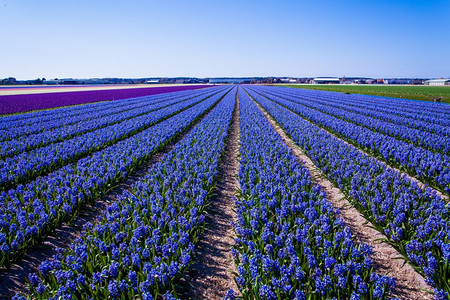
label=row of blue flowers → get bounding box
[14,87,237,300]
[258,87,449,153]
[0,96,129,133]
[0,89,225,192]
[230,89,395,300]
[0,88,217,159]
[247,88,450,195]
[0,87,231,268]
[271,87,450,128]
[294,89,449,136]
[269,87,449,136]
[246,86,449,299]
[0,87,211,141]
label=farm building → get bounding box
[278,78,298,83]
[146,80,159,84]
[312,77,340,84]
[425,79,450,86]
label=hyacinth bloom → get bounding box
[260,86,449,154]
[0,87,229,268]
[246,86,449,298]
[0,90,217,191]
[0,88,216,142]
[0,87,214,158]
[247,87,450,194]
[15,87,236,299]
[0,85,211,115]
[4,84,448,299]
[259,86,450,135]
[232,89,395,299]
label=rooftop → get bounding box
[313,77,340,81]
[426,79,450,82]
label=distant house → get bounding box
[277,78,297,83]
[312,77,340,84]
[425,79,450,86]
[383,79,413,84]
[146,80,160,84]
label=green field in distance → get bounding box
[276,84,450,104]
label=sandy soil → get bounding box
[0,99,221,299]
[251,95,433,300]
[183,90,240,299]
[258,91,448,201]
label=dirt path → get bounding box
[184,90,240,299]
[249,88,448,201]
[0,96,226,299]
[250,94,433,300]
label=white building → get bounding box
[312,77,340,84]
[425,79,450,86]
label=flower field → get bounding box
[0,85,211,115]
[0,85,449,299]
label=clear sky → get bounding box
[1,0,449,79]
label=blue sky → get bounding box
[1,0,449,79]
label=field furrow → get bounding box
[0,88,233,299]
[250,89,432,300]
[0,89,223,192]
[1,84,448,300]
[231,88,395,299]
[245,85,450,297]
[0,88,218,159]
[260,88,449,153]
[0,88,217,158]
[14,87,237,299]
[186,88,240,299]
[247,87,450,194]
[0,87,231,268]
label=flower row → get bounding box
[0,88,220,159]
[246,86,449,298]
[16,87,237,300]
[0,88,231,268]
[0,90,221,192]
[0,87,215,141]
[282,87,450,123]
[270,87,450,136]
[231,89,395,299]
[247,88,450,194]
[260,87,449,153]
[0,85,211,121]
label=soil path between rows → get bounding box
[184,90,240,299]
[249,92,433,300]
[249,87,448,201]
[0,95,227,299]
[3,93,212,194]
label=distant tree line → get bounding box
[1,77,47,85]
